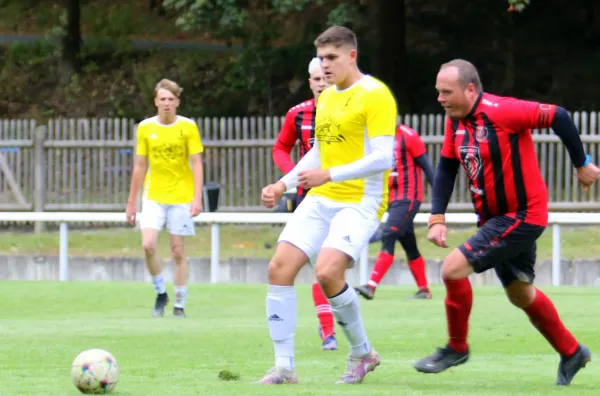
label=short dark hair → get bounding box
[440,59,483,92]
[314,26,357,49]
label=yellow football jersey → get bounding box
[309,75,397,219]
[136,116,204,204]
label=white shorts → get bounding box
[278,195,381,266]
[139,200,195,236]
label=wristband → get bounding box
[428,214,445,228]
[583,154,591,166]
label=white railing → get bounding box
[0,211,598,286]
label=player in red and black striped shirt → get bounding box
[272,57,336,351]
[355,121,435,300]
[414,59,599,386]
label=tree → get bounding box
[162,0,327,115]
[61,0,81,83]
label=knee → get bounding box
[441,250,472,280]
[505,282,535,309]
[142,241,156,255]
[171,244,185,261]
[315,264,336,286]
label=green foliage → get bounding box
[508,0,530,12]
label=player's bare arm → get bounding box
[126,155,148,225]
[190,153,203,216]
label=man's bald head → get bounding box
[440,59,483,93]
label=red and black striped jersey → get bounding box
[441,92,556,227]
[272,99,316,196]
[389,124,427,203]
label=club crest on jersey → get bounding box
[458,146,482,180]
[475,125,488,142]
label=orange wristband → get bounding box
[428,214,445,228]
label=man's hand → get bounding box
[190,198,203,217]
[577,163,600,192]
[126,202,137,226]
[299,169,331,188]
[428,223,448,248]
[261,181,287,208]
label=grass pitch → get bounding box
[2,224,600,260]
[0,282,599,395]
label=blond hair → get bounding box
[154,79,183,98]
[314,26,357,49]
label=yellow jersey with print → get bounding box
[308,75,397,219]
[136,115,204,204]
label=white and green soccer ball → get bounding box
[71,349,120,394]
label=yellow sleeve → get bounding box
[187,122,204,155]
[365,85,397,139]
[136,123,148,156]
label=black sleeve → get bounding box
[431,156,460,215]
[552,106,588,168]
[414,153,435,187]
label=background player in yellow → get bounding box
[126,79,204,318]
[255,26,397,385]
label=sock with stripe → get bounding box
[368,252,394,289]
[312,282,334,339]
[327,283,371,358]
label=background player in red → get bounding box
[414,59,599,386]
[272,57,337,351]
[355,121,435,300]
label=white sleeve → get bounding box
[279,142,321,190]
[329,135,394,182]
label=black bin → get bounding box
[203,183,221,212]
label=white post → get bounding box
[59,222,69,281]
[359,246,369,285]
[552,223,561,287]
[210,223,220,284]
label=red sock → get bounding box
[312,282,334,339]
[444,278,473,353]
[368,252,394,287]
[524,288,579,356]
[408,256,428,289]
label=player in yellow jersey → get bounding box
[254,26,397,385]
[126,79,204,318]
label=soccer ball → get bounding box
[71,349,120,394]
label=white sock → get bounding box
[327,284,371,358]
[174,286,187,308]
[266,285,296,371]
[152,273,166,294]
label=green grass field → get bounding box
[2,224,600,260]
[1,282,599,395]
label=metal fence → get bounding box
[0,112,599,215]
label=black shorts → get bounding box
[458,215,546,287]
[382,199,420,238]
[295,193,306,210]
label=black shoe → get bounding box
[152,292,169,317]
[555,344,591,386]
[409,287,432,300]
[173,307,186,318]
[414,345,469,374]
[354,285,375,300]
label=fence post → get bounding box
[210,223,220,283]
[359,246,369,285]
[552,223,561,286]
[59,222,69,281]
[33,125,47,233]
